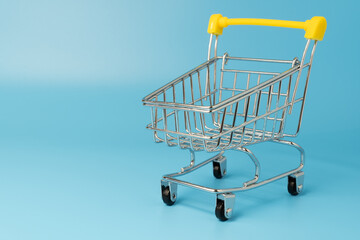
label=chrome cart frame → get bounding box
[142,14,326,221]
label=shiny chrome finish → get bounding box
[161,180,178,202]
[217,193,235,219]
[162,139,304,194]
[290,171,305,194]
[181,149,195,172]
[143,41,316,151]
[143,32,321,219]
[213,155,227,177]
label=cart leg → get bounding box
[180,149,195,172]
[161,180,178,206]
[215,193,235,221]
[212,155,227,179]
[237,147,260,187]
[271,139,305,195]
[288,171,304,196]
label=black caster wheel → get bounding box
[161,185,176,206]
[213,157,226,179]
[287,175,303,196]
[213,162,223,179]
[215,199,228,221]
[215,193,235,221]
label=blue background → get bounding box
[0,0,359,239]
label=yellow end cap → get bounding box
[304,16,327,41]
[208,14,225,35]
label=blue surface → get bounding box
[0,0,359,239]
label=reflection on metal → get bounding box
[143,28,322,219]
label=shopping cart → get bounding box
[142,14,326,221]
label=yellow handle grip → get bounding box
[208,14,327,41]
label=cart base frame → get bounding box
[161,138,305,221]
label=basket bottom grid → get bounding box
[162,126,282,152]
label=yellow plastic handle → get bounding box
[208,14,327,41]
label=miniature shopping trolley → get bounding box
[142,14,327,221]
